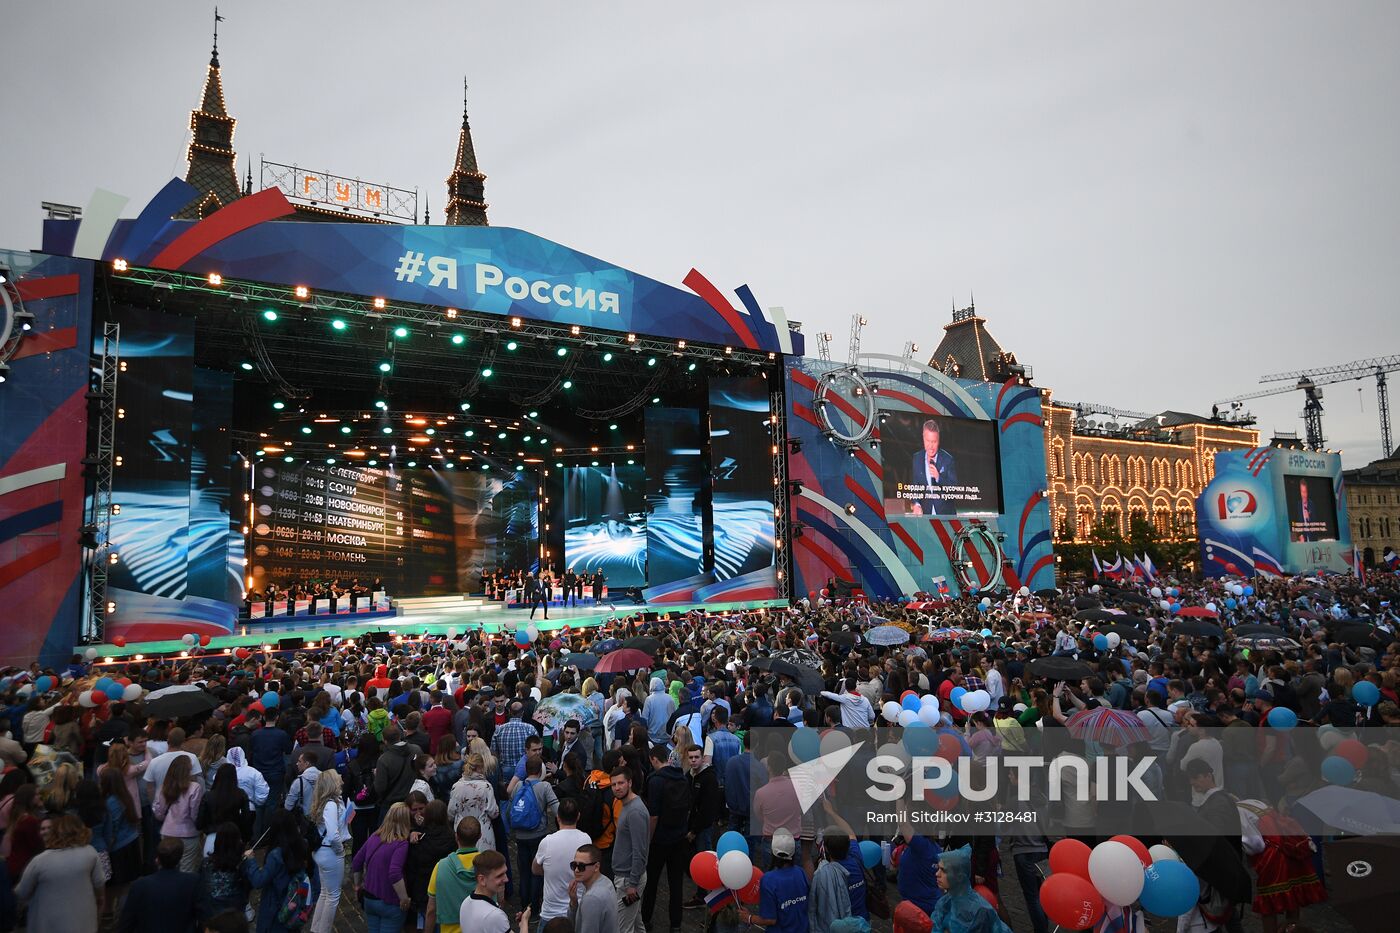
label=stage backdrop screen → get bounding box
[645,407,708,585]
[1283,474,1339,542]
[708,377,777,579]
[880,410,1003,519]
[563,465,647,588]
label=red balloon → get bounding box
[92,692,108,705]
[738,866,763,904]
[112,636,127,648]
[974,884,998,909]
[199,634,212,647]
[1334,738,1369,769]
[117,677,131,687]
[1039,872,1104,930]
[935,733,963,762]
[893,900,933,933]
[821,588,830,597]
[901,690,918,702]
[808,591,818,601]
[234,647,252,660]
[1049,838,1092,879]
[1109,834,1152,868]
[689,851,722,890]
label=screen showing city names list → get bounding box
[249,461,457,594]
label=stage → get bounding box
[81,597,787,662]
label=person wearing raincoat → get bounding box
[927,845,1012,933]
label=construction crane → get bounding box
[1215,354,1400,453]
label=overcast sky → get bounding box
[6,2,1399,466]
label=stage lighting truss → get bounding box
[0,272,35,379]
[947,520,1005,593]
[82,321,121,644]
[770,388,792,600]
[570,366,667,421]
[109,266,781,367]
[812,365,878,449]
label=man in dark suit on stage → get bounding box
[908,418,958,516]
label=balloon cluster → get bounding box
[690,831,763,905]
[1040,838,1199,927]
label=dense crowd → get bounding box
[0,568,1396,933]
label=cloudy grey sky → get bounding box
[6,2,1399,466]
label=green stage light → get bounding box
[481,367,493,378]
[460,401,471,411]
[325,457,336,464]
[647,357,657,367]
[688,363,697,372]
[331,319,347,331]
[602,352,613,362]
[556,347,567,357]
[464,429,475,437]
[652,397,661,404]
[272,401,285,410]
[506,341,518,351]
[340,425,351,434]
[540,437,549,445]
[523,435,532,442]
[255,450,265,457]
[394,326,409,339]
[408,460,417,467]
[497,432,507,439]
[610,424,618,431]
[368,459,378,466]
[301,426,312,434]
[516,464,523,471]
[284,456,294,463]
[240,361,254,371]
[378,362,392,373]
[528,410,538,418]
[451,333,465,345]
[445,462,454,469]
[562,380,573,389]
[481,464,490,471]
[591,460,599,466]
[375,400,387,409]
[627,459,635,465]
[382,426,392,434]
[262,309,278,322]
[426,428,435,435]
[555,461,563,467]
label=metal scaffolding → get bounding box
[84,321,120,641]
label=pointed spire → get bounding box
[177,14,241,219]
[423,197,430,225]
[244,157,252,196]
[444,78,488,226]
[212,6,224,67]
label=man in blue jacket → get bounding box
[907,419,958,517]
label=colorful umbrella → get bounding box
[1065,707,1152,747]
[865,625,910,646]
[533,692,599,731]
[771,647,822,668]
[1177,606,1219,619]
[591,638,623,656]
[593,648,656,673]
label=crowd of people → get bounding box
[0,567,1396,933]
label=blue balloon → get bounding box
[1353,681,1381,707]
[1170,603,1181,614]
[949,686,967,710]
[34,676,52,694]
[1267,707,1298,729]
[515,630,531,646]
[1322,756,1356,785]
[968,587,979,595]
[902,694,922,712]
[94,677,114,692]
[1141,860,1199,917]
[716,831,749,859]
[977,604,988,613]
[1093,634,1109,650]
[859,840,882,870]
[789,729,822,763]
[1225,598,1237,610]
[104,682,124,701]
[1243,586,1254,597]
[261,691,280,709]
[980,628,992,638]
[904,724,937,757]
[1168,588,1179,598]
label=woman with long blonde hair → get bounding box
[99,741,147,816]
[447,752,499,851]
[466,736,497,779]
[198,734,227,787]
[308,769,348,933]
[40,761,80,816]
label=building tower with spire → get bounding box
[176,12,242,219]
[444,80,489,226]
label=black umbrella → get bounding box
[1034,588,1060,598]
[750,657,824,695]
[1097,623,1149,642]
[1323,836,1400,932]
[143,686,220,720]
[1026,656,1094,680]
[1113,592,1152,607]
[1232,624,1285,637]
[559,652,598,670]
[1332,626,1395,648]
[1073,597,1102,610]
[1075,609,1121,624]
[623,635,662,654]
[1172,620,1225,639]
[828,631,858,649]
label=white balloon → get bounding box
[1089,840,1147,907]
[1206,602,1218,612]
[1150,587,1163,599]
[78,690,96,708]
[181,633,196,646]
[446,627,458,640]
[526,625,540,642]
[882,701,902,723]
[1148,844,1179,864]
[122,683,143,702]
[979,597,991,608]
[1018,585,1030,596]
[84,647,99,661]
[897,709,919,727]
[717,850,754,890]
[1160,599,1172,611]
[1232,584,1245,597]
[819,729,852,759]
[1091,584,1102,593]
[917,705,941,727]
[920,694,938,708]
[1319,729,1343,751]
[963,690,991,713]
[1106,633,1121,649]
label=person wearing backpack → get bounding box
[424,816,482,933]
[509,756,559,915]
[641,742,693,933]
[246,808,319,933]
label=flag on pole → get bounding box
[1139,553,1157,582]
[1092,551,1103,578]
[704,887,735,914]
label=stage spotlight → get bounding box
[331,319,347,331]
[570,325,581,336]
[382,426,392,434]
[591,460,599,466]
[626,333,636,343]
[602,352,613,362]
[627,459,635,465]
[340,426,351,435]
[497,431,507,439]
[393,326,409,338]
[688,363,697,372]
[112,258,128,272]
[562,380,573,389]
[556,347,568,357]
[788,479,805,495]
[724,346,733,355]
[284,456,294,463]
[375,400,387,409]
[506,341,518,351]
[272,400,285,410]
[301,426,312,434]
[609,423,618,431]
[647,357,657,367]
[845,503,857,515]
[368,459,378,466]
[326,457,336,464]
[378,362,391,373]
[464,429,475,437]
[207,272,222,286]
[451,333,465,345]
[528,410,538,418]
[510,317,522,328]
[408,460,417,468]
[481,464,490,471]
[869,439,879,450]
[445,462,454,469]
[240,361,254,371]
[445,308,458,319]
[294,286,310,299]
[262,309,278,322]
[460,401,471,411]
[555,461,564,467]
[787,438,802,454]
[373,298,387,309]
[425,428,435,436]
[651,396,661,404]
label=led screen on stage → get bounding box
[1284,474,1339,542]
[880,410,1003,519]
[708,377,776,579]
[563,465,647,588]
[645,407,707,585]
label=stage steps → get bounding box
[393,594,495,614]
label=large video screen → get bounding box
[563,465,647,588]
[645,406,708,585]
[1284,474,1339,542]
[708,377,776,579]
[880,410,1003,519]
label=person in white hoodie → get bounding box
[225,746,271,816]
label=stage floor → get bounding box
[83,598,787,661]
